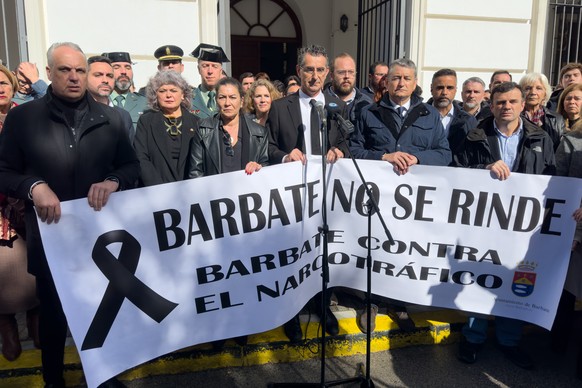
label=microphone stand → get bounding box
[323,114,394,388]
[270,109,394,388]
[269,106,334,388]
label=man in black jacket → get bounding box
[456,82,555,370]
[0,42,139,388]
[547,62,582,112]
[429,69,477,160]
[324,52,372,126]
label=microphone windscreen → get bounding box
[326,102,342,116]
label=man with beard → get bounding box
[102,51,147,128]
[324,52,372,125]
[461,76,491,121]
[87,56,135,143]
[430,68,477,158]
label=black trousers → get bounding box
[37,276,68,386]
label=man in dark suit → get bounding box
[87,55,135,143]
[190,43,229,119]
[102,51,147,128]
[267,44,348,342]
[0,42,139,388]
[268,45,348,165]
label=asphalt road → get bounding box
[117,327,580,388]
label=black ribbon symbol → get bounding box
[82,230,178,350]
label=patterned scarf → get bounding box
[524,106,545,127]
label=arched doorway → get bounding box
[230,0,302,81]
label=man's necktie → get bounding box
[398,106,406,118]
[310,99,322,155]
[114,95,125,108]
[207,91,216,112]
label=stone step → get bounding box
[0,307,467,387]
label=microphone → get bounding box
[314,101,327,129]
[326,102,354,135]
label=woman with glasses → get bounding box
[134,70,200,186]
[187,77,268,179]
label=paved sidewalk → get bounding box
[0,304,467,387]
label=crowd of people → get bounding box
[0,40,581,387]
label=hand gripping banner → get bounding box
[81,230,179,350]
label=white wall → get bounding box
[285,0,332,50]
[413,0,547,101]
[24,0,209,90]
[329,0,358,59]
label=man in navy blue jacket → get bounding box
[350,58,451,173]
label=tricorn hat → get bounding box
[190,43,230,63]
[101,52,133,64]
[154,45,184,61]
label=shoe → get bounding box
[97,377,126,388]
[387,308,416,332]
[358,304,378,334]
[325,307,339,336]
[457,337,481,364]
[497,344,534,369]
[283,315,302,343]
[0,314,22,361]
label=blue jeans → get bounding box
[462,316,523,346]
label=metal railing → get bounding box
[547,0,582,86]
[357,0,404,89]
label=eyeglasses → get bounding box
[221,127,234,157]
[301,66,327,75]
[336,70,356,77]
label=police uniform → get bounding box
[190,43,230,119]
[102,51,148,128]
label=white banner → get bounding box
[38,159,581,387]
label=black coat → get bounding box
[456,116,556,176]
[447,101,478,159]
[0,88,140,276]
[323,85,373,125]
[267,92,348,164]
[186,114,269,178]
[520,106,566,151]
[134,109,200,186]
